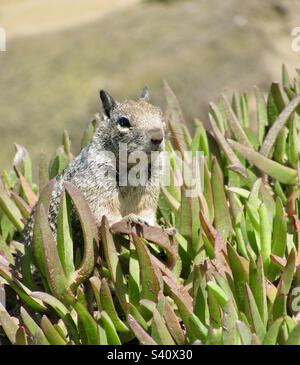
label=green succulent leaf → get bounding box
[211,158,232,241]
[40,315,67,345]
[228,139,297,184]
[100,278,129,333]
[100,311,121,345]
[244,284,266,341]
[262,317,283,345]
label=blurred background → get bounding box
[0,0,299,171]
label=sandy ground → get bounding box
[0,0,140,39]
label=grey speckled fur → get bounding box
[21,88,167,253]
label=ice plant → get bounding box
[0,65,300,345]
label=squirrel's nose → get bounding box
[149,128,163,148]
[151,137,163,146]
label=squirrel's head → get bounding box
[99,87,166,156]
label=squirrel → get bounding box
[20,86,169,255]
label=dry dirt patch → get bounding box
[0,0,140,39]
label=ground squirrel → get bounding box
[21,87,167,253]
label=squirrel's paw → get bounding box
[123,214,150,226]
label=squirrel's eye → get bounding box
[117,117,131,128]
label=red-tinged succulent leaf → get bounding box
[151,308,176,345]
[209,101,226,135]
[163,81,189,155]
[0,303,18,344]
[163,275,196,342]
[127,303,148,331]
[286,189,300,218]
[222,94,253,148]
[260,94,300,158]
[64,182,98,289]
[251,333,261,345]
[15,326,28,345]
[164,299,186,345]
[13,144,33,185]
[277,249,296,295]
[294,215,300,265]
[111,221,177,269]
[163,276,193,313]
[160,185,180,212]
[151,254,181,283]
[33,203,72,302]
[89,276,102,311]
[14,169,38,207]
[128,315,157,345]
[38,179,56,213]
[199,205,218,245]
[270,254,286,269]
[208,114,247,179]
[266,280,277,303]
[10,191,31,220]
[0,237,14,265]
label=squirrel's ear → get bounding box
[140,86,149,102]
[100,90,116,118]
